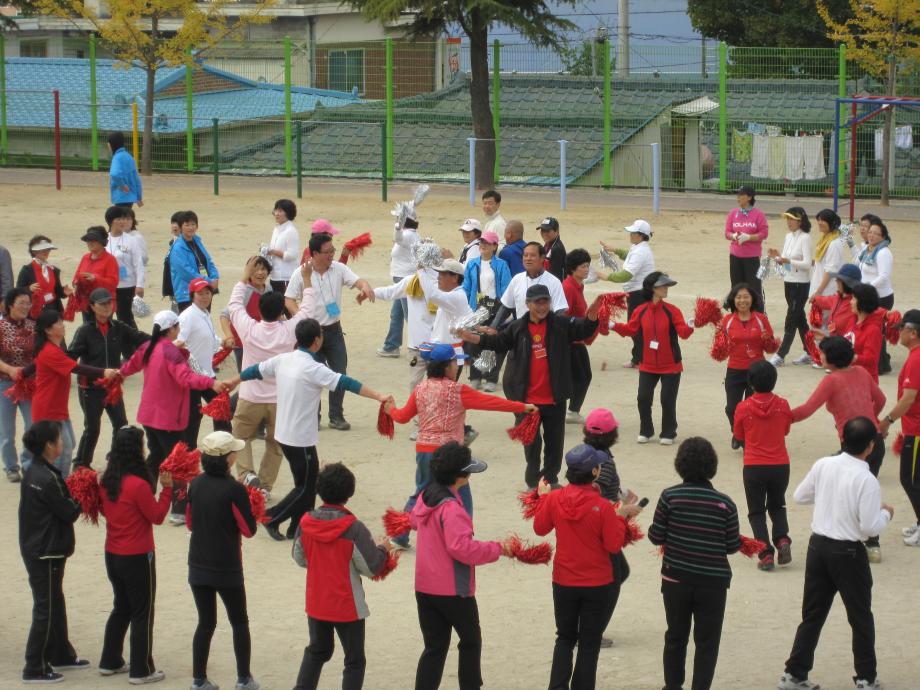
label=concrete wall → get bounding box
[578,116,664,187]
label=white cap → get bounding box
[30,240,57,252]
[153,310,179,331]
[433,258,466,275]
[624,219,652,237]
[200,431,245,456]
[459,218,481,232]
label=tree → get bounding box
[348,0,575,189]
[35,0,275,174]
[818,0,920,205]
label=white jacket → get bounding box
[781,230,813,284]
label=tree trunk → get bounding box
[467,19,495,190]
[142,65,155,175]
[879,55,897,206]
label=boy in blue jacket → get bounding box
[107,132,142,208]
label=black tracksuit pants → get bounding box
[637,372,681,440]
[742,464,790,556]
[100,551,157,678]
[295,617,366,690]
[661,580,727,690]
[519,401,566,488]
[76,386,128,468]
[415,592,482,690]
[23,557,77,677]
[549,582,620,690]
[190,584,251,682]
[269,444,319,534]
[568,344,593,414]
[724,367,751,432]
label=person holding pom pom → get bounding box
[0,287,36,481]
[98,425,172,684]
[410,441,513,690]
[648,437,741,690]
[533,444,643,690]
[19,420,87,684]
[291,462,392,690]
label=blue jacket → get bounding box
[169,235,219,303]
[109,147,142,204]
[462,256,511,310]
[499,240,526,276]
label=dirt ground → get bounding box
[0,171,917,690]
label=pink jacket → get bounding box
[410,485,501,597]
[725,207,769,259]
[121,339,215,431]
[229,279,315,404]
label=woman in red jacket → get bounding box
[849,283,885,383]
[716,283,777,448]
[98,426,173,684]
[810,263,860,338]
[612,272,694,445]
[533,444,643,690]
[72,227,119,323]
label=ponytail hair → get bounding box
[33,309,62,357]
[142,323,167,366]
[22,420,61,460]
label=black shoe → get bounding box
[22,672,64,684]
[600,636,614,648]
[51,659,91,671]
[285,524,298,540]
[263,523,285,541]
[731,437,742,450]
[328,418,351,431]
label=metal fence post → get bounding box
[1,34,8,165]
[53,90,61,190]
[89,34,98,171]
[380,122,388,202]
[837,44,846,197]
[468,137,476,205]
[718,42,727,192]
[651,142,661,216]
[603,39,612,188]
[385,38,394,181]
[559,139,568,210]
[284,36,292,176]
[212,118,219,196]
[296,120,302,199]
[131,101,139,161]
[492,39,501,184]
[186,46,194,173]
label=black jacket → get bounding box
[19,460,81,561]
[478,311,597,403]
[17,262,66,314]
[68,318,149,377]
[545,238,567,282]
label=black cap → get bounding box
[537,217,560,232]
[88,288,112,305]
[898,309,920,330]
[736,185,755,198]
[525,284,551,302]
[80,227,108,245]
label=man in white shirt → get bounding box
[482,189,507,235]
[458,218,482,265]
[416,259,471,348]
[378,215,420,358]
[778,416,893,690]
[494,242,568,325]
[284,232,375,430]
[238,318,390,540]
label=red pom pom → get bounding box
[212,347,234,370]
[377,402,394,439]
[804,331,822,366]
[709,328,731,362]
[382,507,411,537]
[93,373,124,407]
[894,432,904,455]
[201,391,232,422]
[595,292,629,335]
[4,376,36,404]
[507,411,540,445]
[611,502,645,544]
[63,278,92,322]
[343,233,373,260]
[65,467,102,525]
[694,297,722,328]
[517,488,542,520]
[507,534,553,565]
[160,442,202,483]
[761,334,781,353]
[885,311,902,346]
[372,549,402,581]
[245,484,270,524]
[808,302,824,329]
[739,534,767,558]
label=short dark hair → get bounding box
[641,271,664,301]
[309,232,332,255]
[22,420,61,459]
[181,210,199,226]
[426,359,452,379]
[785,206,811,233]
[107,131,125,151]
[565,466,597,485]
[249,255,273,274]
[842,416,877,455]
[201,452,230,477]
[295,318,322,349]
[819,335,854,368]
[565,248,591,275]
[316,462,355,505]
[523,241,545,257]
[273,199,297,221]
[852,283,880,315]
[747,360,777,393]
[860,213,882,226]
[674,437,718,482]
[583,428,618,451]
[723,282,764,313]
[104,205,132,228]
[869,220,891,244]
[431,441,471,486]
[816,208,841,231]
[170,211,184,225]
[4,287,32,316]
[258,291,286,322]
[482,189,501,204]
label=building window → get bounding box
[328,49,364,94]
[20,40,49,58]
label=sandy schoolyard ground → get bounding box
[0,171,917,689]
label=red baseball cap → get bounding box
[585,408,618,434]
[188,277,212,294]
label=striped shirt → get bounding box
[647,481,741,588]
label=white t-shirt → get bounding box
[810,237,848,297]
[108,232,145,289]
[390,225,419,278]
[417,269,471,344]
[258,349,341,448]
[374,273,435,349]
[621,241,655,293]
[479,259,496,298]
[500,270,568,317]
[177,304,221,377]
[483,212,506,235]
[285,262,360,326]
[268,220,301,282]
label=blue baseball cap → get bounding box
[829,263,862,288]
[419,342,469,364]
[565,444,609,471]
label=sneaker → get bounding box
[482,382,497,393]
[6,468,21,482]
[191,680,219,690]
[242,472,261,490]
[811,362,824,370]
[100,664,130,676]
[854,679,883,690]
[793,352,813,365]
[659,437,675,446]
[376,347,399,358]
[389,536,410,551]
[263,523,285,542]
[758,554,775,571]
[408,429,418,441]
[22,672,64,684]
[599,636,614,648]
[637,435,650,444]
[866,545,882,563]
[52,659,91,671]
[769,354,785,367]
[565,410,586,425]
[777,673,820,690]
[260,488,272,502]
[167,513,186,526]
[902,523,920,538]
[777,538,792,566]
[328,418,351,431]
[235,677,260,690]
[463,427,479,446]
[469,379,482,391]
[129,670,165,685]
[903,529,920,547]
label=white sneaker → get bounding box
[129,670,165,685]
[469,379,482,391]
[769,354,785,367]
[903,529,920,547]
[100,664,129,676]
[901,523,920,537]
[659,437,675,446]
[168,513,186,526]
[566,411,586,425]
[482,382,496,392]
[854,679,883,690]
[793,352,813,365]
[811,362,824,370]
[242,472,261,489]
[637,435,650,444]
[376,347,400,358]
[409,429,418,441]
[777,672,820,690]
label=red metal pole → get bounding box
[53,89,61,191]
[849,102,856,222]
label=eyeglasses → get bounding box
[317,248,336,255]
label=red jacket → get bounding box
[849,308,886,383]
[533,483,628,587]
[73,251,119,302]
[100,475,172,555]
[613,300,693,374]
[296,505,388,622]
[732,393,792,466]
[813,293,855,337]
[719,312,777,370]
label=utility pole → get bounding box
[617,0,629,77]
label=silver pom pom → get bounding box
[412,239,443,268]
[391,184,431,229]
[450,306,492,334]
[756,256,787,281]
[473,350,497,373]
[131,296,151,318]
[599,247,619,271]
[186,353,206,376]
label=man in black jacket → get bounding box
[459,284,600,488]
[68,288,148,468]
[538,217,567,282]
